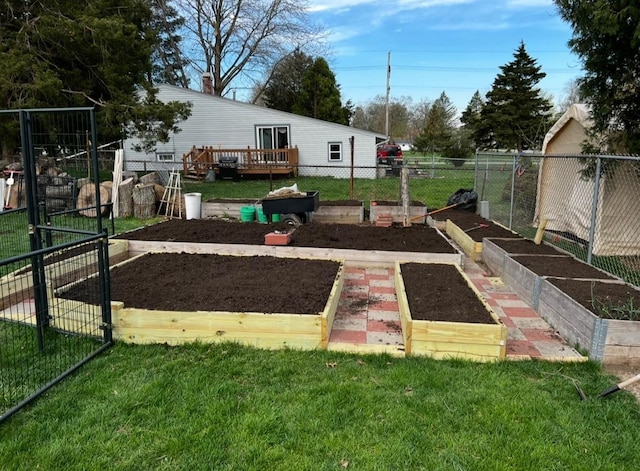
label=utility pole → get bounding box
[385,51,391,140]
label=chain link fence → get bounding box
[475,152,640,287]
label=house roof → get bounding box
[542,104,592,154]
[156,84,387,140]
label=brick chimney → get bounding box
[202,72,213,95]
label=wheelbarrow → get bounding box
[261,191,319,225]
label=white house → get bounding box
[123,84,386,179]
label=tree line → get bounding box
[1,0,639,158]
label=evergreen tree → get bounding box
[292,58,346,124]
[478,42,552,151]
[414,92,456,154]
[0,0,191,153]
[263,50,314,112]
[460,90,484,146]
[150,0,190,87]
[555,0,640,154]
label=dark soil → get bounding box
[435,209,520,241]
[62,253,340,314]
[548,278,640,320]
[400,263,496,323]
[115,219,458,253]
[489,238,566,255]
[512,255,617,280]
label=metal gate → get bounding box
[0,108,112,423]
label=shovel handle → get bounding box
[599,373,640,398]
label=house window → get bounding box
[256,126,290,149]
[328,142,342,162]
[156,152,175,162]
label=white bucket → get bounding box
[184,192,202,220]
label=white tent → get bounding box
[534,104,640,256]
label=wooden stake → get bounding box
[534,218,548,245]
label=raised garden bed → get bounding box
[0,239,128,313]
[482,238,565,278]
[202,198,258,219]
[115,219,463,266]
[538,278,640,366]
[482,237,640,366]
[314,200,364,224]
[369,200,428,224]
[441,210,519,261]
[54,253,345,349]
[395,262,506,361]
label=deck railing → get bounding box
[183,146,299,178]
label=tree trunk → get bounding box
[118,177,134,218]
[132,183,156,219]
[77,183,111,217]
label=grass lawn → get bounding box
[1,342,639,470]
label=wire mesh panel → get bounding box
[0,108,112,423]
[0,237,110,421]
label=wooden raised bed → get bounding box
[202,198,257,219]
[314,201,364,224]
[394,262,506,361]
[538,278,640,366]
[50,253,345,350]
[369,200,428,224]
[0,239,128,312]
[483,238,568,279]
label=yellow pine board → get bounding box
[409,341,505,361]
[446,220,482,261]
[411,320,506,345]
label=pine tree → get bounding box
[555,0,640,153]
[263,50,314,112]
[478,42,552,151]
[292,58,346,125]
[460,90,484,146]
[414,92,456,154]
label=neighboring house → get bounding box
[535,104,640,255]
[123,84,386,179]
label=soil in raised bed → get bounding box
[400,263,496,323]
[61,253,340,314]
[548,278,640,321]
[489,238,566,256]
[512,255,618,280]
[436,208,520,241]
[115,219,457,253]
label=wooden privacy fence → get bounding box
[183,146,299,179]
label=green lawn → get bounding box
[1,342,639,470]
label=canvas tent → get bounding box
[534,104,640,256]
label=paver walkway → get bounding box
[328,257,585,361]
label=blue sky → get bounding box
[306,0,582,113]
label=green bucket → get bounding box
[256,207,268,223]
[240,206,256,222]
[271,213,281,223]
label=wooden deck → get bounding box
[183,146,298,179]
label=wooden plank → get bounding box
[394,262,412,355]
[502,255,541,308]
[370,203,427,224]
[126,240,463,266]
[482,238,507,278]
[411,320,506,346]
[446,220,482,261]
[113,309,323,349]
[319,264,345,347]
[410,340,505,361]
[537,279,597,354]
[313,204,364,224]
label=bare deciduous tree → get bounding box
[173,0,325,99]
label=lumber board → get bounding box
[481,238,508,278]
[125,240,463,266]
[369,202,427,224]
[313,204,365,224]
[445,220,483,261]
[394,266,413,355]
